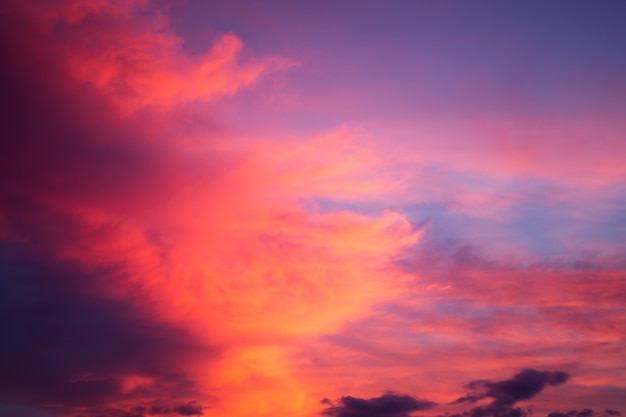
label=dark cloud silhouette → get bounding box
[173,401,204,416]
[547,410,578,417]
[75,401,207,417]
[547,410,623,417]
[0,242,214,415]
[148,405,173,415]
[454,403,525,417]
[452,369,570,406]
[322,392,436,417]
[320,370,623,417]
[444,369,569,417]
[424,371,620,417]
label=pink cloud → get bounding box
[2,2,625,417]
[0,2,422,416]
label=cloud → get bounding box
[322,392,437,417]
[0,1,422,416]
[0,243,212,415]
[3,0,291,115]
[318,371,619,417]
[172,402,204,416]
[0,1,246,414]
[547,410,623,417]
[317,370,586,417]
[70,401,208,417]
[442,369,570,417]
[453,369,570,406]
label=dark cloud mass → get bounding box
[322,392,437,417]
[453,369,570,406]
[0,3,216,415]
[445,369,570,417]
[547,410,622,417]
[173,402,205,416]
[77,401,206,417]
[321,370,616,417]
[0,242,212,415]
[3,0,626,416]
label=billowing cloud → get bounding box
[0,1,421,416]
[3,1,626,417]
[322,393,436,417]
[3,0,291,114]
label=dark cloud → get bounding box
[453,369,570,406]
[547,410,622,417]
[0,242,215,414]
[0,2,221,415]
[444,369,569,417]
[322,392,436,417]
[72,401,207,417]
[147,406,172,415]
[173,402,204,416]
[317,369,581,417]
[547,411,577,417]
[437,369,570,417]
[452,403,526,417]
[0,0,226,258]
[0,11,196,224]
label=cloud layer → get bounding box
[321,370,614,417]
[322,393,436,417]
[2,1,626,417]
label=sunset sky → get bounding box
[1,1,626,417]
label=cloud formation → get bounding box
[3,1,626,416]
[0,1,421,416]
[322,393,436,417]
[319,369,596,417]
[0,243,211,416]
[446,370,570,417]
[452,369,570,405]
[319,370,617,417]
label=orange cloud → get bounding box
[6,0,292,115]
[0,2,424,416]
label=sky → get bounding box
[1,1,626,417]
